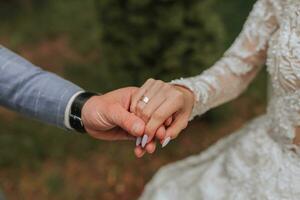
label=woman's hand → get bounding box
[130,78,195,157]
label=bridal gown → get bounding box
[139,0,300,199]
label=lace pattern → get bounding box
[172,0,278,120]
[140,0,300,199]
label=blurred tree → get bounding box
[96,0,227,87]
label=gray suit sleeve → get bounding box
[0,45,83,128]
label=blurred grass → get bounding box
[0,0,267,199]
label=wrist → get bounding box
[81,95,102,131]
[68,92,99,133]
[174,85,195,105]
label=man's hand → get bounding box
[81,87,145,141]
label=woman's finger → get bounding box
[134,146,146,158]
[162,114,189,148]
[141,124,166,148]
[155,125,166,140]
[130,78,155,113]
[136,100,147,120]
[164,116,173,127]
[135,140,156,157]
[145,141,157,154]
[143,96,183,145]
[136,80,165,122]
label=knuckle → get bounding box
[174,91,184,102]
[156,80,164,85]
[163,83,172,90]
[147,78,155,83]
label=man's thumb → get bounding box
[110,104,145,137]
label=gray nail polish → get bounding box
[141,135,148,148]
[136,137,142,146]
[162,137,171,148]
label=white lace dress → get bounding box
[139,0,300,199]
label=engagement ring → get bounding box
[141,95,150,104]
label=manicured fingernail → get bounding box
[162,137,171,148]
[141,135,148,148]
[136,137,142,146]
[132,122,142,135]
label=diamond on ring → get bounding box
[141,95,150,104]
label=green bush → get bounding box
[96,0,227,87]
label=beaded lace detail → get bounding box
[172,0,278,119]
[140,0,300,199]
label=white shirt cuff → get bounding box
[64,91,85,130]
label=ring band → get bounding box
[141,95,150,104]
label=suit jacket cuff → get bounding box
[64,91,85,130]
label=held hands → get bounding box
[80,82,194,158]
[130,78,195,158]
[81,87,146,141]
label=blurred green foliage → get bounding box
[0,0,100,51]
[0,0,264,169]
[96,0,226,87]
[0,0,256,90]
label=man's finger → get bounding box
[89,128,135,141]
[109,104,145,137]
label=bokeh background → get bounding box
[0,0,267,199]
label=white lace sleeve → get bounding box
[172,0,278,120]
